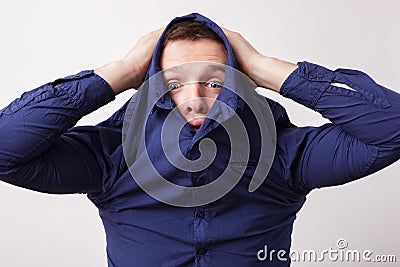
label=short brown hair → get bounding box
[161,21,225,48]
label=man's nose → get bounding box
[183,82,208,114]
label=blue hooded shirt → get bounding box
[1,12,400,267]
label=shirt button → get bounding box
[194,178,205,186]
[196,211,205,218]
[197,248,207,256]
[309,72,316,79]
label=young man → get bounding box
[0,13,399,267]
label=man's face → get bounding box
[160,39,228,132]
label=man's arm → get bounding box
[0,72,115,193]
[222,28,298,92]
[0,29,162,193]
[223,28,356,93]
[224,28,400,190]
[279,63,400,190]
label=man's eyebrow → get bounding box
[205,64,226,75]
[162,66,184,77]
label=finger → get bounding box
[220,26,234,37]
[150,26,166,39]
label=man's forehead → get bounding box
[162,62,226,78]
[160,39,228,70]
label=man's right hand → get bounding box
[95,27,164,95]
[222,27,297,93]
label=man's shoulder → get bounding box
[262,97,295,128]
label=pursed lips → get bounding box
[187,117,206,132]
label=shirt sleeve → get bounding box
[278,61,400,191]
[0,70,118,194]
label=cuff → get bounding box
[279,61,334,109]
[52,70,116,115]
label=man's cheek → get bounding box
[168,93,181,106]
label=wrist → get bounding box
[95,61,141,95]
[252,56,298,93]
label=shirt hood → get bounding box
[145,13,239,79]
[143,12,245,120]
[111,13,250,130]
[114,13,277,203]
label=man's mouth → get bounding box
[188,117,205,132]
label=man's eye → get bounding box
[206,81,223,89]
[167,82,180,90]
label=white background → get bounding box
[0,0,399,266]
